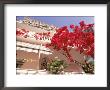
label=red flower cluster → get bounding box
[16,28,51,40]
[16,28,29,38]
[34,32,50,40]
[70,24,74,29]
[47,21,94,61]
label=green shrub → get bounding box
[47,58,67,74]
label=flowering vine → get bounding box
[16,28,51,40]
[46,21,94,73]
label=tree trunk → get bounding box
[72,60,94,74]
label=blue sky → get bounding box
[16,16,94,31]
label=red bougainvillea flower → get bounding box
[87,24,94,27]
[46,21,94,62]
[48,32,50,34]
[79,21,85,27]
[16,28,29,38]
[70,24,74,29]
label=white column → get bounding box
[38,44,42,69]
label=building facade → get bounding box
[16,17,85,72]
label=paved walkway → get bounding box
[16,69,85,75]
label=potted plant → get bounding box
[47,58,67,74]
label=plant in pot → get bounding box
[47,58,67,74]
